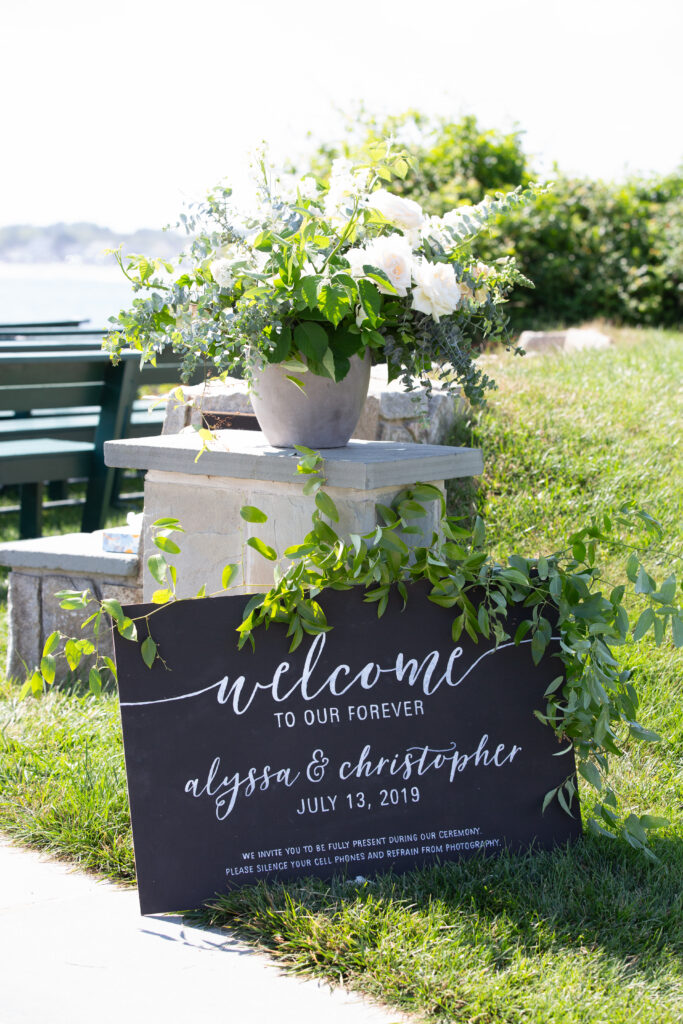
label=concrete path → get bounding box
[0,840,411,1024]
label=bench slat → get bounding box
[0,439,94,486]
[0,383,106,412]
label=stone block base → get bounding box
[0,533,141,684]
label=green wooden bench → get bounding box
[0,348,200,537]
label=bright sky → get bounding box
[1,0,681,232]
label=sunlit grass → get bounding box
[1,327,681,1021]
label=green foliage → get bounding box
[308,112,682,331]
[309,110,531,211]
[478,172,683,330]
[106,141,543,405]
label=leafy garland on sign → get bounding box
[32,447,682,859]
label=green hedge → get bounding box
[478,173,683,330]
[308,114,682,331]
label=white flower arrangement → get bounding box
[108,144,540,404]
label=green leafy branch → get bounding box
[27,450,681,858]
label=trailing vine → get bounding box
[29,446,682,859]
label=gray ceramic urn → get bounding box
[249,350,372,449]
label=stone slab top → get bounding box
[0,532,139,576]
[105,430,484,489]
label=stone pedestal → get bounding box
[104,431,484,602]
[0,534,141,682]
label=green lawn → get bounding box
[1,327,681,1022]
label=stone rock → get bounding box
[353,393,380,440]
[518,328,612,354]
[6,572,42,682]
[564,327,613,352]
[162,378,252,434]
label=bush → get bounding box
[307,113,683,331]
[478,172,683,330]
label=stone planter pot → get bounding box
[249,350,372,449]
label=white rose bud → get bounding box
[344,246,367,279]
[367,188,424,232]
[210,258,234,290]
[411,259,462,321]
[362,233,413,296]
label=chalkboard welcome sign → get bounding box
[113,584,581,915]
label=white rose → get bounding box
[411,260,462,321]
[210,258,234,290]
[367,188,424,232]
[344,246,367,278]
[360,233,413,296]
[298,176,319,201]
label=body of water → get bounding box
[0,263,136,328]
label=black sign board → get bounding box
[114,584,581,915]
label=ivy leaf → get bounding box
[118,617,138,641]
[154,535,181,555]
[639,814,669,830]
[240,505,268,524]
[541,787,558,814]
[247,537,277,561]
[141,636,157,669]
[152,517,183,530]
[315,490,339,522]
[543,675,564,696]
[64,639,81,672]
[654,573,676,604]
[40,655,56,686]
[624,813,648,845]
[302,475,323,496]
[632,607,654,640]
[572,539,586,562]
[147,553,168,585]
[57,590,90,610]
[451,614,464,643]
[579,761,602,790]
[635,566,655,594]
[102,598,124,618]
[283,543,317,559]
[221,564,239,589]
[42,631,60,657]
[321,347,337,380]
[629,723,661,743]
[672,614,683,648]
[626,551,639,582]
[152,588,173,604]
[556,784,575,817]
[514,619,532,644]
[530,629,547,665]
[537,555,549,580]
[103,657,118,682]
[88,668,102,695]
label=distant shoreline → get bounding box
[0,261,124,282]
